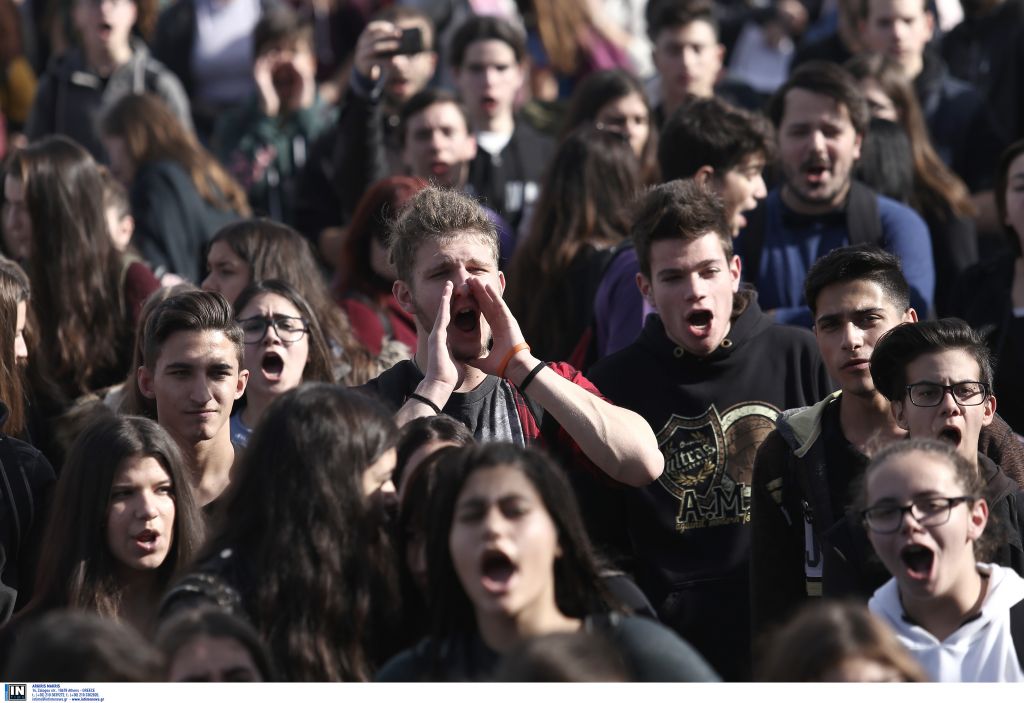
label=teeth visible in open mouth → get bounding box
[688,310,712,330]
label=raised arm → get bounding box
[468,278,663,487]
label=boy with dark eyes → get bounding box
[749,246,1024,639]
[137,291,248,507]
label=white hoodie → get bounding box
[869,563,1024,682]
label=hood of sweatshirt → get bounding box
[870,563,1024,681]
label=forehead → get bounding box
[780,88,854,128]
[208,241,246,265]
[649,231,728,270]
[457,464,541,501]
[412,233,496,272]
[114,455,170,483]
[155,330,239,370]
[905,348,981,381]
[867,0,925,17]
[814,278,897,315]
[463,39,517,63]
[867,450,959,498]
[238,292,301,318]
[656,20,717,46]
[407,103,468,133]
[598,92,646,115]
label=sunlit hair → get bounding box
[6,137,134,397]
[209,220,375,384]
[845,53,973,221]
[757,601,927,681]
[181,384,400,680]
[142,290,244,371]
[100,94,250,216]
[506,127,640,359]
[233,279,333,385]
[21,414,205,620]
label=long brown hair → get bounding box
[100,94,250,216]
[0,257,28,436]
[209,220,376,384]
[530,0,593,75]
[506,127,640,359]
[7,137,133,398]
[845,53,974,220]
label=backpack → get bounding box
[740,181,884,286]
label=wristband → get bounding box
[408,392,441,415]
[497,342,530,379]
[517,361,546,394]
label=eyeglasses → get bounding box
[905,381,990,407]
[861,496,973,534]
[237,315,308,344]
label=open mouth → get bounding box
[687,309,713,334]
[452,306,479,333]
[937,426,962,447]
[480,549,516,593]
[900,544,934,581]
[429,162,451,177]
[261,351,284,379]
[134,529,158,550]
[803,164,829,183]
[481,97,498,111]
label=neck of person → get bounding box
[413,346,489,393]
[475,596,581,653]
[240,389,273,430]
[780,181,850,216]
[178,428,235,507]
[114,567,162,635]
[902,561,987,642]
[475,109,514,136]
[901,53,924,82]
[839,388,906,453]
[85,40,133,77]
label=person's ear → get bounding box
[235,367,249,399]
[137,365,156,399]
[637,273,654,307]
[498,270,506,294]
[851,131,863,161]
[464,133,478,161]
[729,254,741,292]
[903,307,919,323]
[968,497,989,541]
[393,280,416,315]
[982,392,996,427]
[892,399,909,430]
[694,165,715,186]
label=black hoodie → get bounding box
[586,289,831,679]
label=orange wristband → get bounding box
[498,342,530,379]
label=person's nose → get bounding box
[840,322,863,351]
[190,376,214,405]
[135,492,161,520]
[937,386,963,415]
[810,129,827,154]
[201,273,217,292]
[753,173,768,199]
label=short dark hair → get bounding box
[142,290,244,369]
[398,88,471,147]
[157,606,277,681]
[804,245,910,317]
[647,0,719,42]
[768,61,870,135]
[252,3,312,58]
[659,97,773,181]
[869,318,994,402]
[632,179,732,278]
[449,14,526,67]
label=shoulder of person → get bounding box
[590,613,720,682]
[374,640,433,681]
[875,193,928,231]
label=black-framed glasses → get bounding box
[237,315,308,344]
[905,381,990,407]
[861,496,973,534]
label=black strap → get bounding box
[1010,599,1024,674]
[740,181,883,287]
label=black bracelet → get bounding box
[517,361,547,393]
[408,393,442,414]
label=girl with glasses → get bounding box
[230,279,332,447]
[863,438,1024,681]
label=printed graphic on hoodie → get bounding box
[657,402,780,531]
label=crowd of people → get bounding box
[1,0,1024,684]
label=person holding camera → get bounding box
[212,4,332,226]
[293,6,438,267]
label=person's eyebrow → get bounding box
[163,361,195,372]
